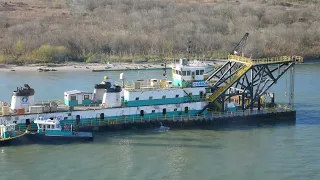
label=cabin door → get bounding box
[199,91,204,100]
[192,72,195,81]
[26,119,30,126]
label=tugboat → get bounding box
[27,117,94,143]
[0,122,28,146]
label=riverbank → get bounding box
[0,61,221,73]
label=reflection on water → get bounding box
[117,138,134,178]
[165,143,187,180]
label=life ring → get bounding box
[13,109,17,113]
[64,124,69,130]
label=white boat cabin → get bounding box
[0,123,16,138]
[34,117,72,135]
[171,58,208,87]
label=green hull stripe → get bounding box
[125,95,203,107]
[16,110,207,130]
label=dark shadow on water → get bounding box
[107,142,222,149]
[296,109,320,125]
[3,121,298,148]
[110,135,208,142]
[2,136,93,147]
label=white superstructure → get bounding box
[0,58,216,129]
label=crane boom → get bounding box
[231,33,249,56]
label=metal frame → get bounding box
[206,60,295,111]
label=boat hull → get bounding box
[26,132,94,144]
[0,131,29,146]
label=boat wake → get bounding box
[156,122,170,132]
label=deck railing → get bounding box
[74,106,295,127]
[14,104,294,131]
[228,55,303,65]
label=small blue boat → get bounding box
[27,117,94,143]
[0,122,28,146]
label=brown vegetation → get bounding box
[0,0,319,64]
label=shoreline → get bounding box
[0,61,222,73]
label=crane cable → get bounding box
[285,72,287,97]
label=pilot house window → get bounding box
[200,70,204,75]
[70,96,76,101]
[196,70,200,75]
[84,95,89,100]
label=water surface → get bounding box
[0,64,319,180]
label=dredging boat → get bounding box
[0,33,302,140]
[0,121,28,146]
[27,117,94,142]
[0,52,301,134]
[0,58,217,131]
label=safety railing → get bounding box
[228,55,303,65]
[228,55,253,64]
[11,106,295,132]
[68,107,296,128]
[213,101,222,110]
[115,82,174,90]
[16,124,35,132]
[252,56,292,64]
[0,130,28,141]
[292,56,303,63]
[35,99,64,105]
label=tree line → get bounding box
[0,0,319,64]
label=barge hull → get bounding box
[26,133,94,144]
[78,109,296,132]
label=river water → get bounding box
[0,64,319,180]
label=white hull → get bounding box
[0,101,207,126]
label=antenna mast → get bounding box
[187,38,191,59]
